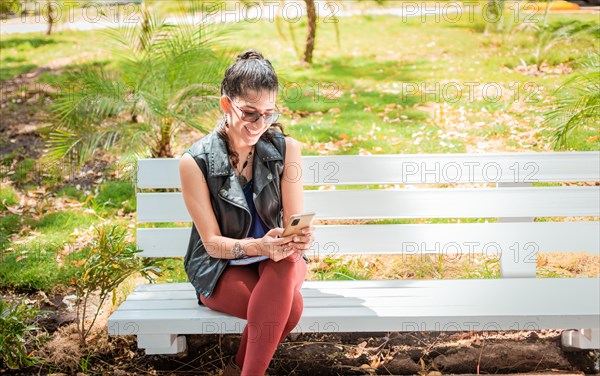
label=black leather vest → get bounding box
[182,127,294,302]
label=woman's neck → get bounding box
[229,139,253,157]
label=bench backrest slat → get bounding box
[136,152,600,188]
[137,221,600,257]
[137,186,599,222]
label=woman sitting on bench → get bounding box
[179,49,314,376]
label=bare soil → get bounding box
[1,288,599,376]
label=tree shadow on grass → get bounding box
[0,36,58,50]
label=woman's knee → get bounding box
[287,290,304,325]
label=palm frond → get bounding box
[101,6,175,64]
[134,89,169,125]
[173,108,221,133]
[534,21,599,69]
[169,83,221,113]
[544,53,600,149]
[547,102,599,149]
[46,122,152,168]
[50,66,129,130]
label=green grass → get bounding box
[56,185,87,202]
[0,186,23,251]
[154,258,189,283]
[461,257,501,279]
[96,180,136,213]
[194,13,598,154]
[537,267,571,278]
[0,237,92,292]
[367,217,496,224]
[137,222,192,229]
[314,268,368,280]
[0,209,141,292]
[34,211,98,243]
[1,10,597,154]
[0,186,19,210]
[0,29,119,82]
[0,205,118,291]
[0,214,22,253]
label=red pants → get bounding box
[199,254,308,376]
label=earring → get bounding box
[223,113,229,128]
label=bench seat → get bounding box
[108,278,600,353]
[108,153,600,355]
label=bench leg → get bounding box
[561,328,600,350]
[137,334,187,355]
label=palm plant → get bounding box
[45,4,231,170]
[532,21,599,71]
[544,53,600,149]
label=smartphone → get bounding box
[282,212,316,237]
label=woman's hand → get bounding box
[261,228,296,262]
[287,226,314,257]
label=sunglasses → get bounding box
[227,97,281,125]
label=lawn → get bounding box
[1,5,598,289]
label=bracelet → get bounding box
[231,241,246,259]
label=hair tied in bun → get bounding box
[238,49,263,61]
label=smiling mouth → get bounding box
[244,126,262,136]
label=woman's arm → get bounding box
[180,153,294,260]
[281,137,314,254]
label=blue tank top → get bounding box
[228,180,270,265]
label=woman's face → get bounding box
[222,89,278,146]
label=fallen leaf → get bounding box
[370,357,382,368]
[5,205,23,215]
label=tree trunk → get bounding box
[153,122,174,158]
[45,0,54,35]
[154,143,172,158]
[302,0,316,64]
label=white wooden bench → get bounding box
[108,151,600,355]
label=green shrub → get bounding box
[74,224,165,345]
[0,299,42,369]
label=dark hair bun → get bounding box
[238,49,264,61]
